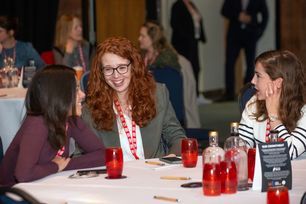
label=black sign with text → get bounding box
[258,142,292,192]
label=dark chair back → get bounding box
[0,187,41,204]
[151,67,185,126]
[0,136,3,163]
[151,67,210,151]
[238,82,256,113]
[301,192,306,204]
[80,71,90,94]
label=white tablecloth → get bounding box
[0,87,27,153]
[14,158,306,204]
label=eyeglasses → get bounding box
[102,62,131,76]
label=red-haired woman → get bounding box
[82,37,187,161]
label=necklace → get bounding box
[78,44,86,71]
[114,98,139,160]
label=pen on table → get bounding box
[153,196,179,202]
[145,161,165,166]
[160,176,191,180]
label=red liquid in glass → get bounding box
[247,148,256,182]
[182,151,198,167]
[220,161,237,194]
[202,163,221,196]
[106,148,123,178]
[267,186,289,204]
[181,139,198,168]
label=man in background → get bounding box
[220,0,268,101]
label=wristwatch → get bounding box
[269,114,279,122]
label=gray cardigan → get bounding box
[81,83,186,158]
[53,41,92,71]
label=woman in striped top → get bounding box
[239,50,306,159]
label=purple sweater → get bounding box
[0,115,105,186]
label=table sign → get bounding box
[252,142,292,192]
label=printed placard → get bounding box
[257,142,292,192]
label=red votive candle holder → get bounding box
[247,148,256,182]
[181,138,198,168]
[267,186,289,204]
[202,163,221,196]
[105,147,123,179]
[220,160,237,194]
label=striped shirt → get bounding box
[239,96,306,160]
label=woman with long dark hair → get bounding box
[0,65,105,186]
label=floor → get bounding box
[197,98,241,151]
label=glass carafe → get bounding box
[202,131,225,196]
[224,122,249,191]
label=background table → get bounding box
[15,157,306,204]
[0,87,27,153]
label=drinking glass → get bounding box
[220,160,237,194]
[181,138,198,168]
[247,148,256,182]
[267,186,289,204]
[105,147,123,179]
[202,162,221,196]
[73,66,84,82]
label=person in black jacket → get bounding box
[170,0,206,96]
[220,0,268,101]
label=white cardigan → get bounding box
[239,96,306,159]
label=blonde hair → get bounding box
[54,14,82,52]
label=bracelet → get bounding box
[269,114,279,122]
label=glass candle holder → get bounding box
[247,148,256,182]
[105,147,123,179]
[202,162,221,196]
[220,160,237,194]
[181,138,198,168]
[267,186,289,204]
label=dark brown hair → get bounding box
[87,36,156,130]
[0,16,18,36]
[25,65,77,149]
[253,50,306,132]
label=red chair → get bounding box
[40,51,55,65]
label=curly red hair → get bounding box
[87,37,157,130]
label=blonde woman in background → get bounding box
[138,21,201,128]
[53,14,93,72]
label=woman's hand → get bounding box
[164,154,177,158]
[239,12,251,24]
[265,82,282,128]
[52,155,71,172]
[265,82,281,116]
